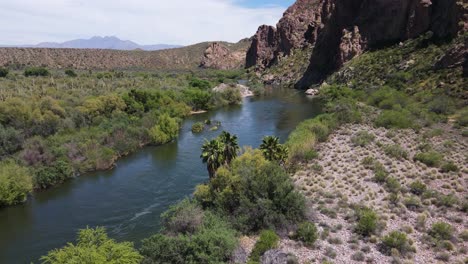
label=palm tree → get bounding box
[218,131,239,165]
[260,136,289,165]
[200,139,225,178]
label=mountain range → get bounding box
[0,36,182,51]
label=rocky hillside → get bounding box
[0,40,249,71]
[246,0,467,88]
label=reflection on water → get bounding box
[0,88,322,263]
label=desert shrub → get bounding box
[383,144,408,159]
[413,151,443,167]
[436,194,458,208]
[191,122,204,133]
[428,95,456,115]
[0,124,23,157]
[374,110,413,129]
[409,180,427,195]
[368,87,409,110]
[351,131,375,147]
[403,196,422,211]
[161,199,204,235]
[183,89,213,110]
[385,177,401,193]
[455,108,468,127]
[355,207,378,237]
[194,149,305,233]
[24,67,50,77]
[361,156,375,168]
[440,161,459,173]
[189,78,212,90]
[295,222,319,246]
[326,98,362,124]
[429,222,453,241]
[141,212,237,264]
[372,162,389,183]
[381,231,410,255]
[0,67,8,77]
[34,159,74,189]
[41,227,142,264]
[64,69,77,77]
[249,230,279,262]
[0,160,33,207]
[459,230,468,242]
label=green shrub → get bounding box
[249,230,279,262]
[41,227,142,264]
[409,180,427,195]
[385,177,401,193]
[0,160,33,207]
[456,108,468,127]
[141,212,237,264]
[436,194,458,208]
[355,207,378,237]
[373,162,389,183]
[403,196,422,211]
[34,159,74,189]
[413,151,443,167]
[374,110,413,129]
[383,144,408,160]
[161,199,204,235]
[440,161,459,173]
[429,222,453,241]
[64,69,77,77]
[148,114,180,145]
[0,68,8,77]
[191,122,204,133]
[295,222,319,246]
[381,231,410,255]
[24,67,50,77]
[351,131,375,147]
[361,156,375,168]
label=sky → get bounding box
[0,0,295,46]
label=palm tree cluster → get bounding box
[201,131,239,178]
[259,136,289,165]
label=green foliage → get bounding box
[455,108,468,127]
[24,67,50,77]
[0,124,23,157]
[381,231,410,255]
[260,136,289,165]
[161,199,205,235]
[148,114,180,145]
[414,151,443,167]
[183,89,213,110]
[191,122,204,133]
[189,78,212,90]
[374,110,413,129]
[295,222,319,246]
[409,180,427,195]
[41,227,142,264]
[249,230,279,262]
[200,132,239,178]
[64,69,77,77]
[0,160,33,207]
[372,162,389,183]
[35,159,74,189]
[429,222,453,241]
[385,177,401,193]
[0,67,8,77]
[436,194,458,208]
[351,131,375,147]
[355,207,378,237]
[195,149,305,233]
[440,161,459,173]
[383,144,408,159]
[140,212,237,264]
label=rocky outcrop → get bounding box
[200,41,248,70]
[212,83,253,98]
[246,0,467,89]
[260,250,298,264]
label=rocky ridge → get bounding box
[246,0,468,88]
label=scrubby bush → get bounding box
[295,222,318,246]
[34,159,74,189]
[191,122,204,133]
[414,151,443,167]
[381,231,410,255]
[374,109,413,129]
[409,180,427,195]
[0,67,8,77]
[194,149,305,233]
[403,196,422,211]
[64,69,77,77]
[249,230,279,262]
[436,194,458,208]
[385,177,401,193]
[351,131,375,147]
[161,199,204,235]
[355,207,378,237]
[24,67,50,77]
[440,161,459,173]
[455,108,468,127]
[429,222,453,241]
[141,212,237,264]
[0,160,33,207]
[148,114,180,145]
[372,162,389,183]
[383,144,408,160]
[41,227,142,264]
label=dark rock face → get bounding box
[246,0,467,89]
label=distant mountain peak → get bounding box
[3,36,182,51]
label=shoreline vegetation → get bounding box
[0,68,253,208]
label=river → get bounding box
[0,87,322,263]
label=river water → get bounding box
[0,88,322,263]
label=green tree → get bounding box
[260,136,289,165]
[148,114,180,145]
[24,67,50,77]
[0,160,33,206]
[218,131,239,165]
[41,227,142,264]
[200,139,225,178]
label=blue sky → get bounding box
[0,0,295,45]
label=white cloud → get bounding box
[0,0,286,45]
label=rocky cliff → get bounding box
[246,0,467,88]
[200,39,251,70]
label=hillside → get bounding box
[0,40,250,71]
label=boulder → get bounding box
[260,249,299,264]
